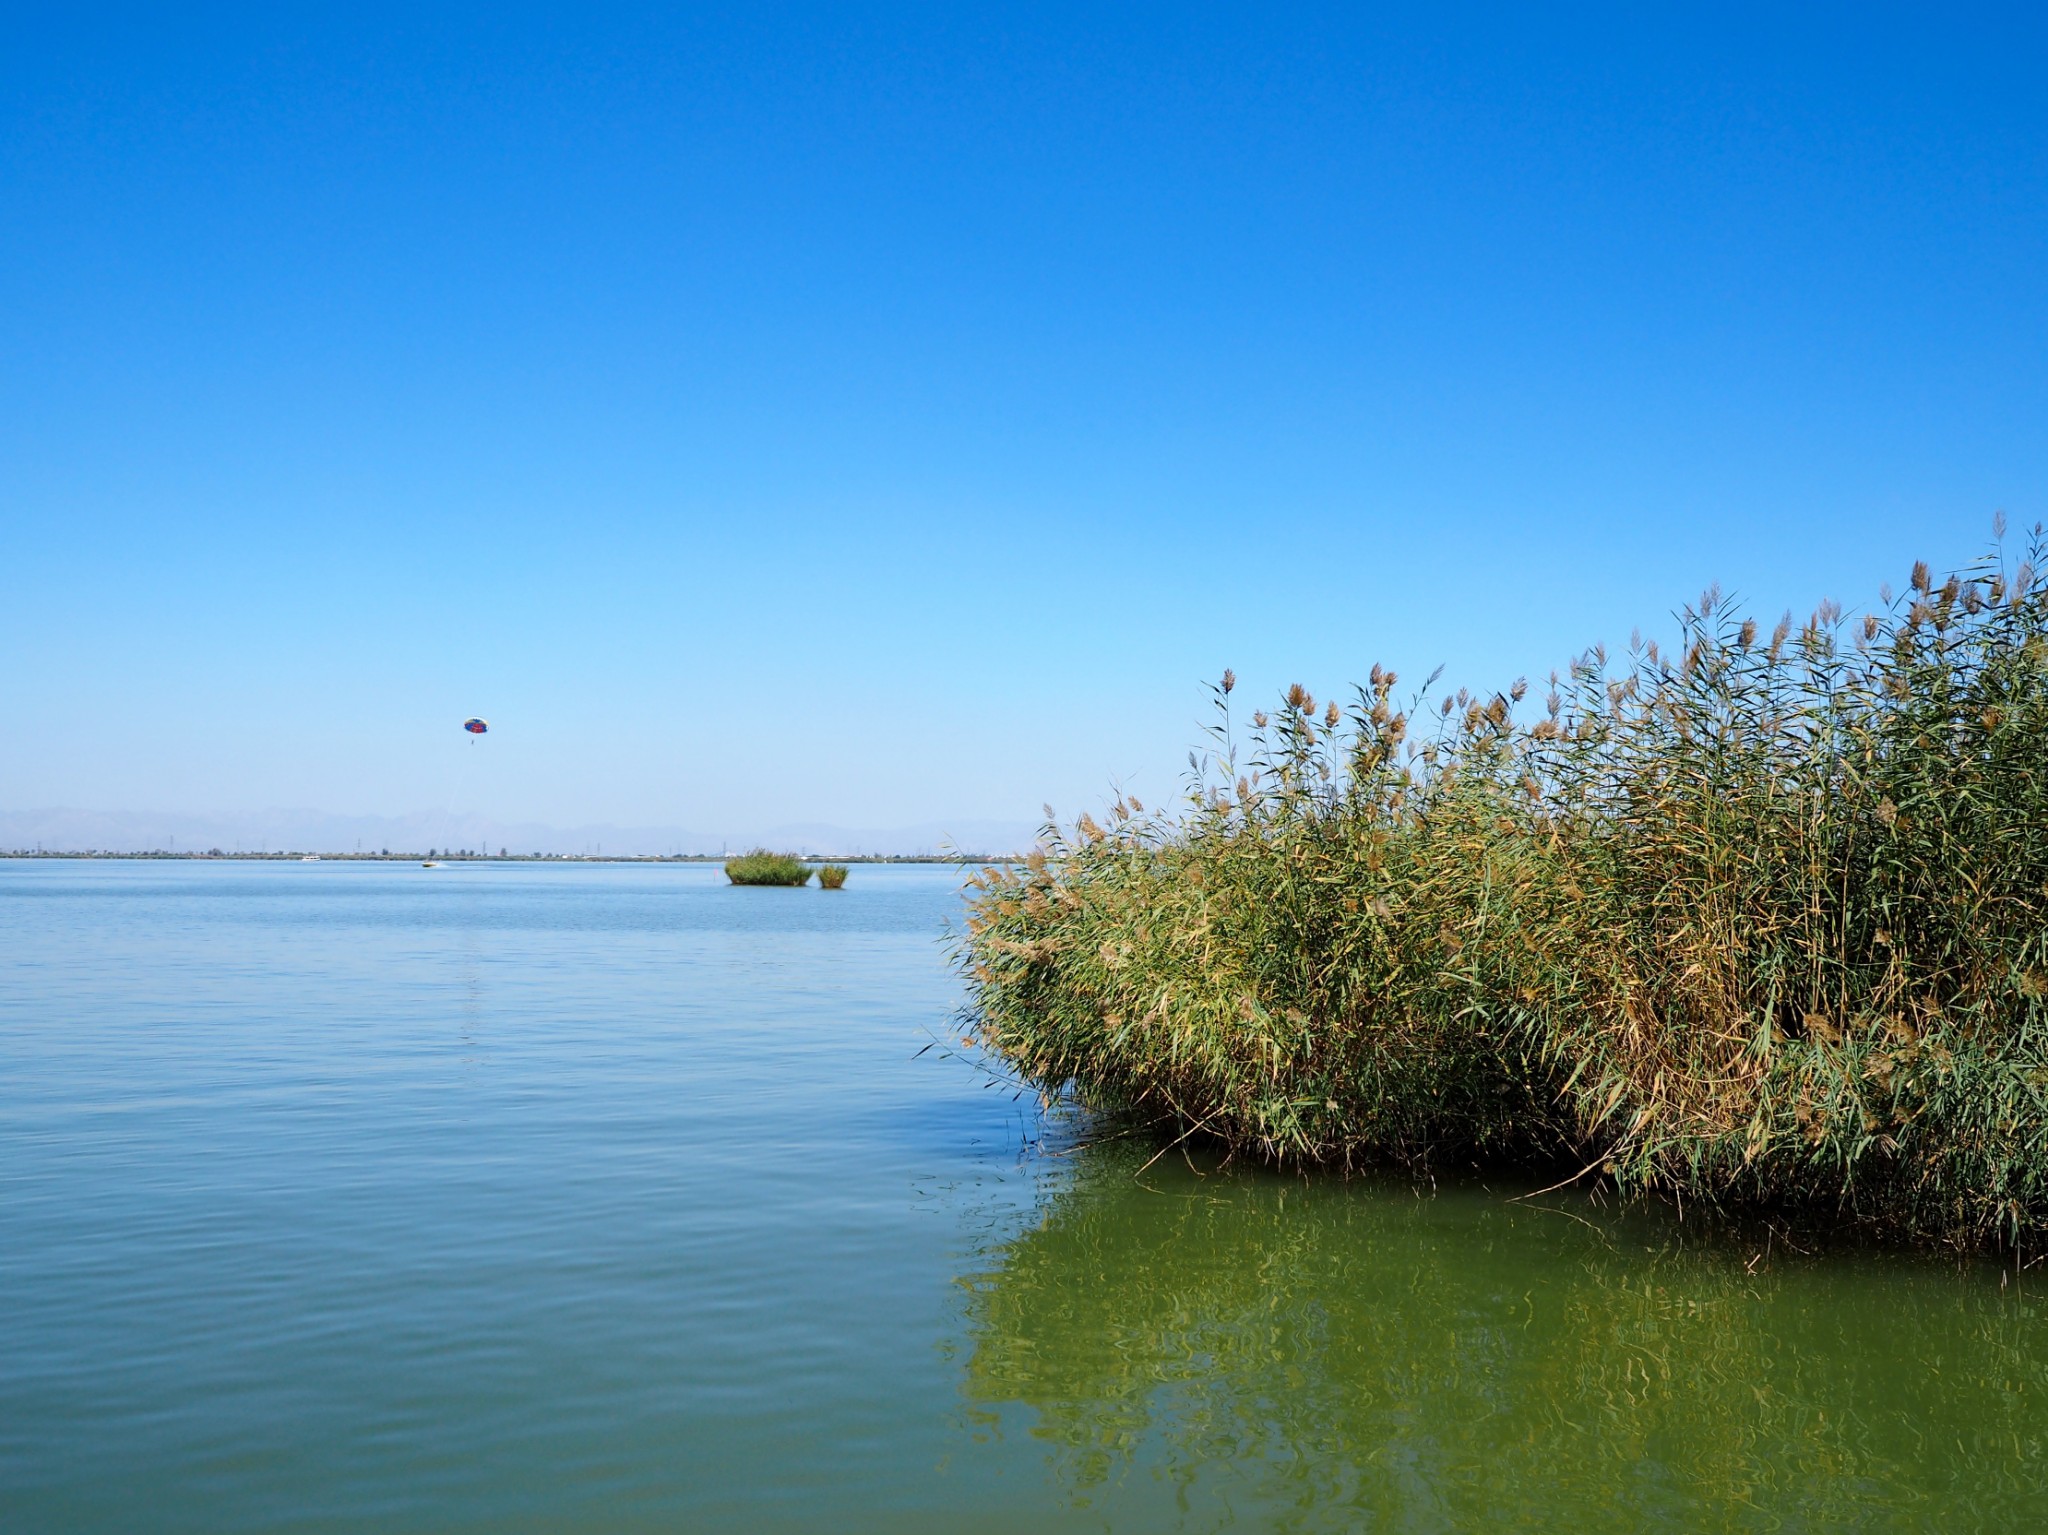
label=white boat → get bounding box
[300,855,320,862]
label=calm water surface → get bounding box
[3,860,2044,1531]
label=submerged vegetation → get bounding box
[724,850,812,886]
[961,530,2048,1247]
[818,863,849,889]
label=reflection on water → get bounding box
[6,860,2045,1531]
[958,1143,2048,1530]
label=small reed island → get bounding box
[961,531,2048,1249]
[724,851,849,888]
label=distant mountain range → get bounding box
[0,807,1040,858]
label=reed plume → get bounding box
[960,528,2048,1246]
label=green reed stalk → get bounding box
[725,850,813,886]
[960,529,2048,1245]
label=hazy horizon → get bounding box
[0,805,1039,858]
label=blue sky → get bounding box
[3,4,2044,837]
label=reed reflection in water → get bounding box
[956,1143,2048,1530]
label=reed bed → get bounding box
[724,850,812,886]
[817,863,849,889]
[961,530,2048,1245]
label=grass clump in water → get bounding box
[961,527,2048,1247]
[725,850,812,886]
[818,864,849,889]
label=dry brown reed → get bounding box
[960,530,2048,1245]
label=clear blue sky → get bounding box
[4,4,2044,834]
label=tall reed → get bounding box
[960,530,2048,1244]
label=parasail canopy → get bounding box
[464,718,488,735]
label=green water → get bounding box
[2,860,2042,1530]
[964,1152,2045,1528]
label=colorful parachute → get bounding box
[464,718,488,735]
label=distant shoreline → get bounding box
[2,850,1015,865]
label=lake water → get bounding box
[4,859,2045,1531]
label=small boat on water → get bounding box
[301,855,320,862]
[421,861,439,868]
